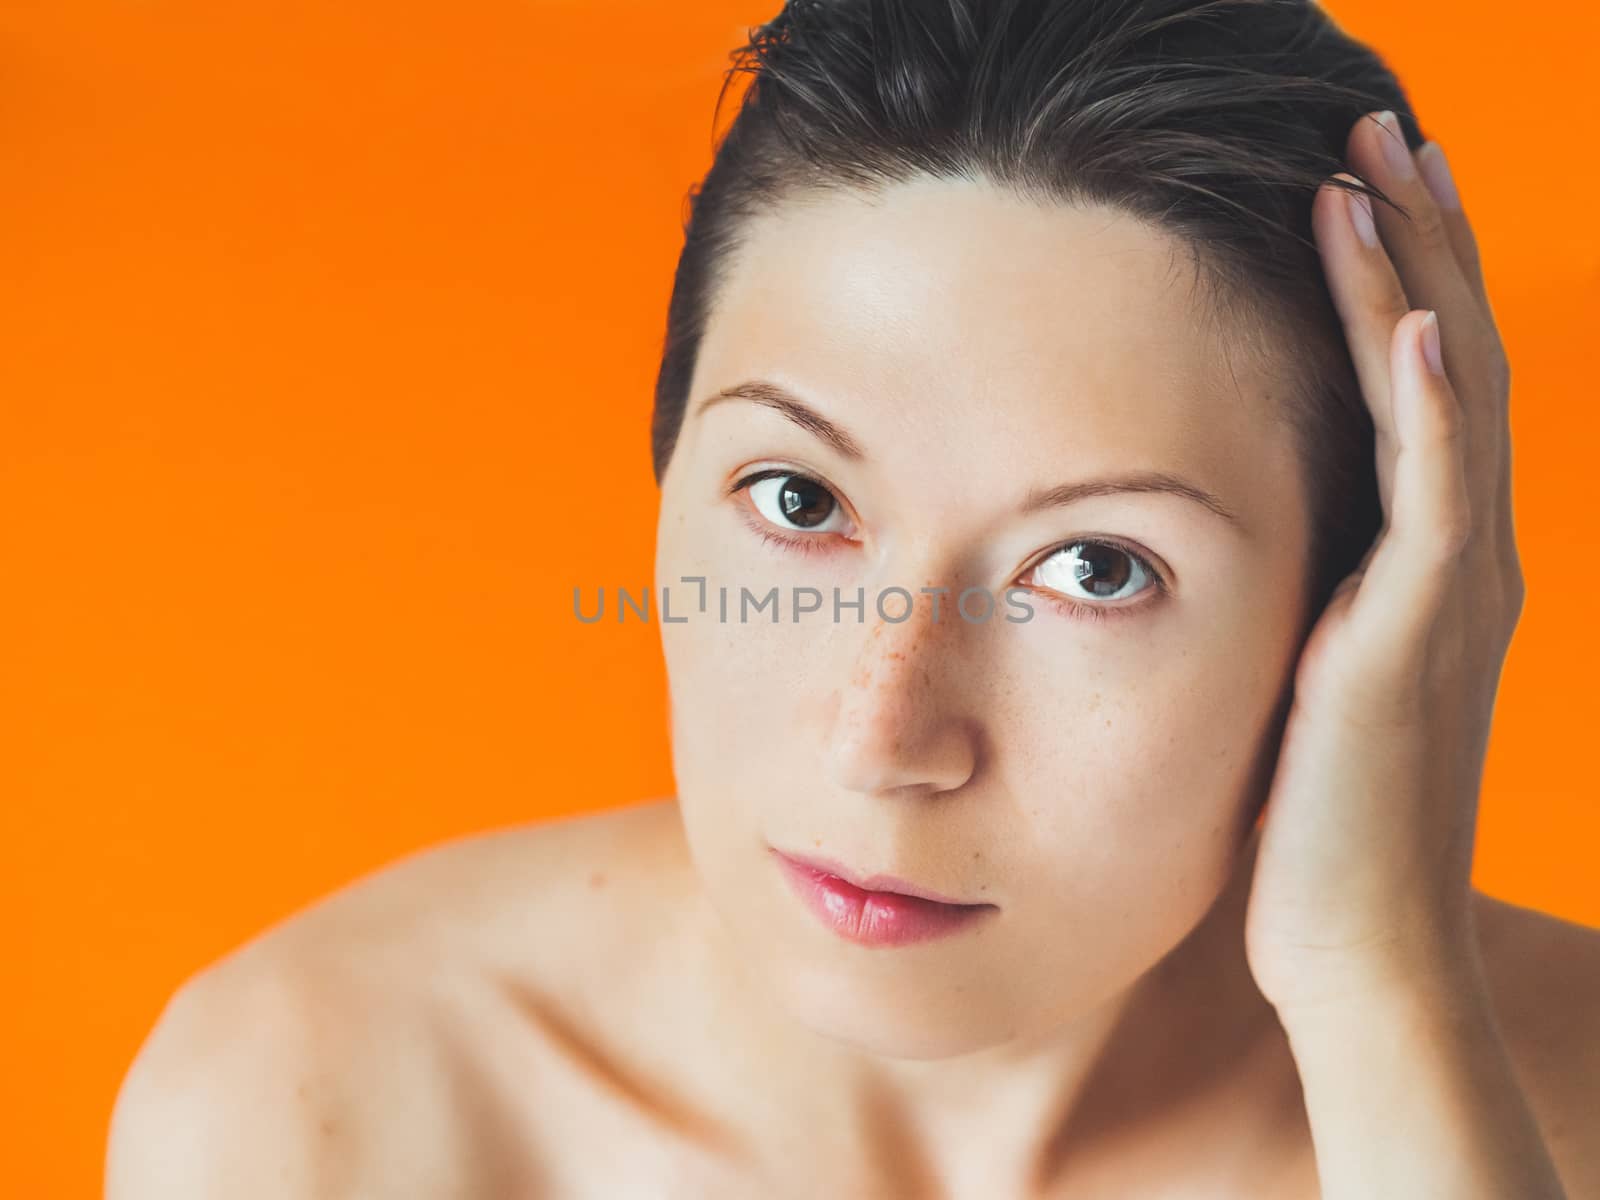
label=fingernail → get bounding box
[1376,110,1416,180]
[1346,187,1379,248]
[1421,310,1444,376]
[1416,142,1461,211]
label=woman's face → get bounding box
[654,175,1315,1059]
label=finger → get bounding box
[1349,111,1513,570]
[1343,309,1472,702]
[1313,173,1409,512]
[1348,113,1502,492]
[1414,140,1517,568]
[1413,140,1492,319]
[1348,113,1487,346]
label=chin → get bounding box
[746,932,1097,1062]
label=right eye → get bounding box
[737,470,854,536]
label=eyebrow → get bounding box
[693,378,1242,528]
[695,380,868,461]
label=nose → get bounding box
[824,587,979,796]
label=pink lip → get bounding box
[770,848,997,949]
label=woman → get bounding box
[108,1,1599,1196]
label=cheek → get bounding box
[991,610,1295,947]
[655,474,854,777]
[660,603,825,801]
[1009,677,1256,888]
[654,500,811,832]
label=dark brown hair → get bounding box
[650,0,1430,619]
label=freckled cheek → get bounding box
[996,650,1269,877]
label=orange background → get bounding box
[3,1,1597,1193]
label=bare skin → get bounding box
[109,115,1600,1196]
[107,798,1600,1198]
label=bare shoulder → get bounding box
[107,797,687,1199]
[1471,889,1600,1195]
[105,934,462,1198]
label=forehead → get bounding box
[689,175,1299,522]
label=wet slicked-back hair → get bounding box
[650,0,1430,618]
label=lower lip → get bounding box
[773,853,995,948]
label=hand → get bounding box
[1241,110,1525,1018]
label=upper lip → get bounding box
[772,846,992,907]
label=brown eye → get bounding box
[747,473,849,533]
[1032,540,1155,603]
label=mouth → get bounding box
[769,847,998,949]
[773,847,986,905]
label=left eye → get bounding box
[1030,541,1157,603]
[744,472,852,534]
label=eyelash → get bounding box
[726,468,1169,622]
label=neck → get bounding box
[682,827,1291,1190]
